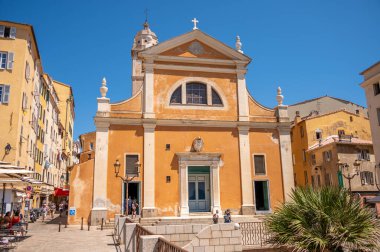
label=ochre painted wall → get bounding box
[249,129,284,209]
[154,70,238,121]
[106,125,144,218]
[68,158,94,225]
[154,126,242,216]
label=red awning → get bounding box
[54,188,69,197]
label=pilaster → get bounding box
[142,123,157,217]
[278,126,294,202]
[210,161,221,214]
[91,120,110,224]
[143,58,155,119]
[237,66,249,122]
[238,126,255,214]
[179,162,189,216]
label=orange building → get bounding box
[69,22,295,225]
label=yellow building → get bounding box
[69,22,295,225]
[0,20,75,211]
[0,21,41,168]
[291,109,376,191]
[53,80,75,187]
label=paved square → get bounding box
[15,215,116,252]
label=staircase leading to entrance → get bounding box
[96,218,115,230]
[139,214,265,226]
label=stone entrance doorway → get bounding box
[188,166,211,212]
[123,182,141,215]
[176,152,221,216]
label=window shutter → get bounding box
[7,52,14,69]
[254,155,266,175]
[0,26,4,37]
[10,27,16,39]
[3,85,10,104]
[126,155,139,175]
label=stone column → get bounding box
[210,161,221,214]
[91,119,110,224]
[91,82,111,225]
[143,58,155,119]
[237,66,249,122]
[278,125,295,201]
[179,162,189,216]
[276,95,295,201]
[238,126,255,214]
[142,123,157,217]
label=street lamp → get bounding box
[337,159,361,192]
[114,159,140,216]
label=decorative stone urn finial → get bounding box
[100,77,108,98]
[236,35,243,53]
[276,86,284,106]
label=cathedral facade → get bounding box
[84,22,294,223]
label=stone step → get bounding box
[139,215,265,226]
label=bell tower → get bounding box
[131,21,158,95]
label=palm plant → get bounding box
[265,186,380,252]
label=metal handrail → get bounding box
[114,217,134,245]
[157,237,186,252]
[240,221,271,247]
[136,224,154,252]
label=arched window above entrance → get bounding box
[169,82,224,107]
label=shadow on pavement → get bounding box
[45,214,68,225]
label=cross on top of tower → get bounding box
[192,18,199,30]
[144,8,149,23]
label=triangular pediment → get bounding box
[161,40,232,60]
[140,30,251,62]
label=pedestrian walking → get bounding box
[131,200,138,219]
[50,203,56,219]
[59,202,64,217]
[224,209,231,223]
[41,204,48,222]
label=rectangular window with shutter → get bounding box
[9,27,16,39]
[0,26,4,37]
[7,52,14,69]
[311,154,316,165]
[125,155,139,176]
[0,84,10,104]
[0,52,7,69]
[253,155,266,175]
[0,26,16,39]
[360,171,374,185]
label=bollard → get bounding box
[101,218,104,231]
[81,217,83,230]
[59,222,61,232]
[65,221,67,228]
[88,221,90,231]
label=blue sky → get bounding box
[1,0,379,139]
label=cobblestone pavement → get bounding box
[14,214,116,252]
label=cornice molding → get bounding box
[93,116,287,129]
